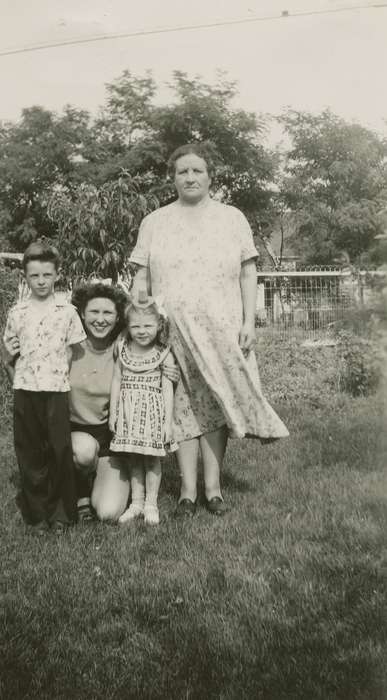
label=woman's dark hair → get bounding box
[167,142,219,179]
[71,282,128,341]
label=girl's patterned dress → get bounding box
[110,340,176,457]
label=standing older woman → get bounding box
[69,282,130,522]
[130,143,289,518]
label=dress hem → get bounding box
[174,419,227,443]
[176,423,289,443]
[110,445,166,457]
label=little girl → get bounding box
[109,291,177,525]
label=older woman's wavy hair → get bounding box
[167,142,220,180]
[71,282,128,341]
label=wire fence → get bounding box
[1,255,385,341]
[256,269,385,340]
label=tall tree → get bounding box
[0,71,278,264]
[0,105,92,249]
[62,71,279,275]
[278,109,387,264]
[94,70,278,224]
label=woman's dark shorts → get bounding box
[70,421,113,458]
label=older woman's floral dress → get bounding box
[130,198,289,442]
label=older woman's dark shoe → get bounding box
[174,498,196,519]
[205,497,227,516]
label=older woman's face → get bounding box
[82,297,118,341]
[174,154,211,204]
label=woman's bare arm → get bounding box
[109,360,122,432]
[239,259,257,354]
[131,265,151,296]
[4,359,15,384]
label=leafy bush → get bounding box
[47,174,158,282]
[335,309,385,397]
[257,303,386,403]
[256,335,339,407]
[0,263,21,427]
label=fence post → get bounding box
[358,271,366,307]
[339,267,358,307]
[256,281,265,321]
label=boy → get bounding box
[3,240,86,533]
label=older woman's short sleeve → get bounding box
[129,215,154,268]
[234,208,259,263]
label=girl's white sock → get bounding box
[118,502,144,524]
[143,505,159,525]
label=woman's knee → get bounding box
[91,456,129,520]
[92,478,130,520]
[92,496,127,522]
[94,504,122,522]
[71,432,99,470]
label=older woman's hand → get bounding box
[161,362,180,384]
[239,321,256,357]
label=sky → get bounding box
[0,0,387,141]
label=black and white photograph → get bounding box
[0,1,386,698]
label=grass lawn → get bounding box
[0,348,387,698]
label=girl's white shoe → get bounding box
[118,503,144,525]
[143,504,160,525]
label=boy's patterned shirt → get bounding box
[3,297,86,392]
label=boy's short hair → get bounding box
[22,240,60,271]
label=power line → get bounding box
[0,3,386,58]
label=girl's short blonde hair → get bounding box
[125,300,170,347]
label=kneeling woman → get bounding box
[69,282,130,522]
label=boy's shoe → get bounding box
[51,521,68,534]
[118,503,144,525]
[28,521,50,536]
[143,504,160,525]
[77,503,95,525]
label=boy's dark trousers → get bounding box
[13,390,77,525]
